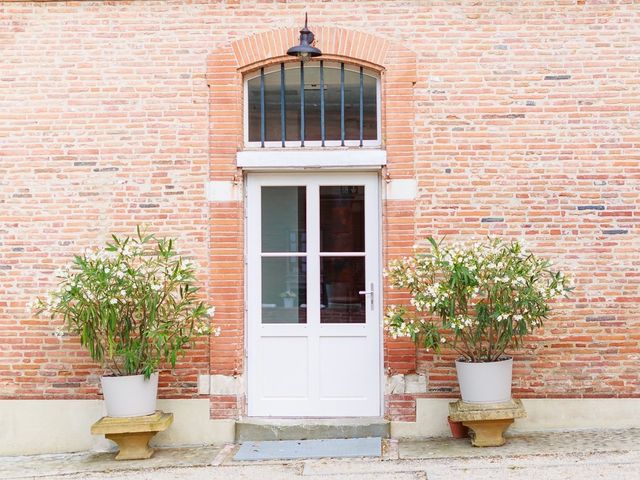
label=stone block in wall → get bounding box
[404,374,427,394]
[198,374,244,395]
[385,374,406,395]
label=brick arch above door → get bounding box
[206,26,417,175]
[206,26,419,398]
[231,26,394,72]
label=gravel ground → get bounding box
[32,451,640,480]
[3,428,639,480]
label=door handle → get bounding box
[358,283,375,310]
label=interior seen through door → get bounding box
[260,185,366,324]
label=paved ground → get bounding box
[2,428,639,480]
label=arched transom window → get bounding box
[245,61,380,148]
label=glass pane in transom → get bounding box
[246,62,378,144]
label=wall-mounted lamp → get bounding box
[287,13,322,61]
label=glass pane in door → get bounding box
[320,257,365,324]
[262,186,306,252]
[320,186,364,252]
[261,257,307,324]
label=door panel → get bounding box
[260,336,309,398]
[247,172,380,417]
[319,336,369,397]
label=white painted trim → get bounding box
[246,140,381,148]
[376,174,385,417]
[0,399,235,455]
[390,398,640,439]
[237,149,387,169]
[244,61,376,81]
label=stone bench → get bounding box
[91,411,173,460]
[448,399,526,447]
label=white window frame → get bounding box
[243,61,382,149]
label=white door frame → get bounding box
[245,171,382,417]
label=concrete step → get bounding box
[235,418,390,442]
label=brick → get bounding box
[544,75,572,81]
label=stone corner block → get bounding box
[385,374,406,395]
[205,181,241,202]
[198,374,244,395]
[197,374,211,395]
[404,374,427,394]
[386,179,417,201]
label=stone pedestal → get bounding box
[91,411,173,460]
[448,399,526,447]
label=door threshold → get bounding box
[235,417,389,442]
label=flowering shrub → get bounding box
[33,227,218,378]
[385,237,572,362]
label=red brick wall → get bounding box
[1,1,638,421]
[411,1,640,408]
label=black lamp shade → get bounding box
[287,43,322,58]
[287,14,322,58]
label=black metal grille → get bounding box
[250,61,376,147]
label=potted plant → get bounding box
[280,289,297,309]
[33,227,218,417]
[385,237,572,404]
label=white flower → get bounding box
[109,298,117,305]
[104,267,111,274]
[206,306,216,317]
[120,289,126,296]
[52,328,65,338]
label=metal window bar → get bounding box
[280,63,286,147]
[340,62,345,146]
[320,61,325,147]
[359,66,364,147]
[300,61,305,147]
[260,67,265,148]
[255,62,374,147]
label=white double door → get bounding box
[247,172,381,417]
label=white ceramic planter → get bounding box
[455,357,513,404]
[101,373,159,417]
